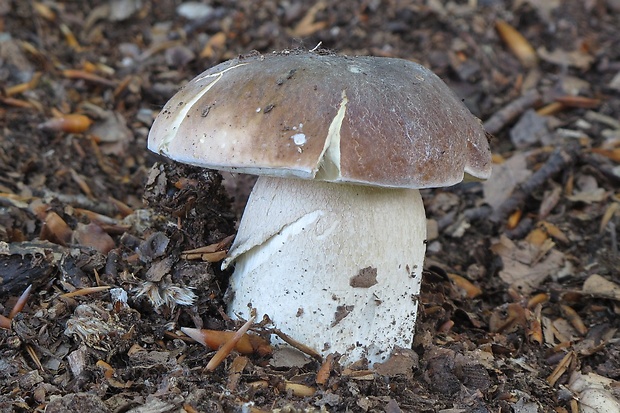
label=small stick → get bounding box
[490,144,579,224]
[272,328,323,362]
[483,89,541,135]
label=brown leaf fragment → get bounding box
[227,355,248,392]
[527,293,549,309]
[538,221,570,244]
[528,312,543,345]
[270,346,312,368]
[600,202,620,233]
[33,2,56,21]
[591,148,620,163]
[447,273,482,298]
[199,32,227,59]
[373,347,418,377]
[583,274,620,301]
[495,20,538,68]
[539,185,563,219]
[560,305,588,336]
[316,353,334,385]
[73,223,115,254]
[40,212,73,246]
[491,235,567,294]
[69,168,94,199]
[489,303,527,334]
[282,381,316,397]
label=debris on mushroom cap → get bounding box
[148,51,491,189]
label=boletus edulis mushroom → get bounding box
[148,51,491,365]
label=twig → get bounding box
[490,144,579,224]
[272,328,323,362]
[483,89,541,135]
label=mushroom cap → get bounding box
[148,51,491,189]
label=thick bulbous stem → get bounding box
[224,176,426,365]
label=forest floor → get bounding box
[1,0,620,412]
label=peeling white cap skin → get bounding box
[148,51,491,189]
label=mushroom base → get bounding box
[224,176,426,365]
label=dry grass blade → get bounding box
[547,351,576,386]
[61,69,116,87]
[181,234,235,261]
[26,345,44,371]
[8,284,32,319]
[61,286,111,298]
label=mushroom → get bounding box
[148,51,491,365]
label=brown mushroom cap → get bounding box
[148,51,491,189]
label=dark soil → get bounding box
[1,1,619,412]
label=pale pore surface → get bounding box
[225,176,426,365]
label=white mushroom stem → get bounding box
[223,176,426,365]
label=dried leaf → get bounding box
[491,235,567,294]
[447,273,482,298]
[40,212,73,246]
[591,148,620,162]
[73,223,116,254]
[495,20,538,68]
[538,47,594,70]
[583,274,620,301]
[483,152,532,210]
